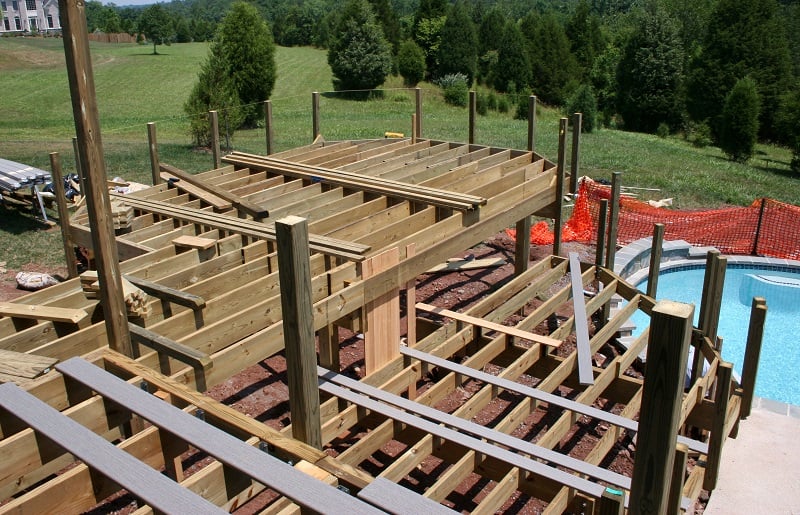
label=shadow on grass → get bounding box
[0,202,50,235]
[709,153,797,180]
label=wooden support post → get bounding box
[553,117,568,256]
[704,361,733,491]
[209,110,221,169]
[604,172,621,271]
[597,487,625,515]
[59,0,131,357]
[595,199,608,270]
[629,300,693,514]
[147,122,160,185]
[646,223,665,298]
[415,87,422,138]
[264,100,274,155]
[699,251,726,343]
[405,243,416,347]
[514,216,531,276]
[667,443,689,515]
[707,256,727,343]
[318,324,340,372]
[312,91,321,142]
[468,90,476,144]
[49,152,79,278]
[364,247,401,374]
[698,250,719,335]
[740,297,767,418]
[276,216,322,450]
[570,112,581,195]
[527,95,537,153]
[411,114,417,144]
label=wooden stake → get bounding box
[312,91,320,142]
[646,223,665,298]
[740,297,767,418]
[264,100,274,155]
[147,122,160,185]
[527,95,537,153]
[59,0,131,357]
[49,152,79,278]
[570,112,581,194]
[667,443,689,515]
[276,216,322,449]
[415,87,422,138]
[209,110,221,169]
[704,361,733,491]
[553,118,567,256]
[411,114,417,144]
[630,300,694,514]
[469,90,476,144]
[514,216,531,276]
[595,199,608,270]
[604,172,621,270]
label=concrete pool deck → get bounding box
[705,397,800,514]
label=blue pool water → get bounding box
[629,264,800,405]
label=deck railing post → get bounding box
[646,223,665,298]
[740,297,767,418]
[469,90,476,144]
[312,91,320,142]
[264,100,274,155]
[553,117,568,256]
[147,122,160,185]
[415,87,422,138]
[209,110,221,169]
[570,112,581,194]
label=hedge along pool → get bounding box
[629,263,800,406]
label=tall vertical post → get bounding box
[264,100,274,155]
[553,117,568,256]
[514,216,531,276]
[647,223,665,298]
[147,122,160,185]
[699,251,727,343]
[752,198,766,256]
[629,300,694,514]
[468,90,476,144]
[740,297,767,418]
[209,110,221,169]
[312,91,321,142]
[71,136,85,194]
[704,360,733,491]
[59,0,131,357]
[604,172,622,271]
[276,215,322,450]
[527,95,537,153]
[415,87,422,139]
[667,443,689,515]
[595,199,608,270]
[598,488,625,515]
[411,114,417,144]
[570,112,582,194]
[49,152,79,278]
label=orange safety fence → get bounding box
[505,178,800,260]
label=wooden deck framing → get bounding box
[0,138,746,514]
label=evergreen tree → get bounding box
[398,39,426,86]
[686,0,792,141]
[368,0,401,53]
[477,8,506,83]
[776,85,800,174]
[413,0,447,75]
[328,0,392,93]
[436,1,478,84]
[719,77,760,163]
[566,0,605,76]
[566,84,598,133]
[174,17,192,43]
[616,6,684,132]
[138,4,175,55]
[590,43,620,127]
[524,13,579,106]
[214,2,276,125]
[492,20,530,93]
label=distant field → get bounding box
[0,37,797,268]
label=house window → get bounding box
[25,0,34,10]
[14,16,20,30]
[11,1,17,11]
[47,14,52,28]
[28,16,35,29]
[3,18,9,31]
[1,2,7,12]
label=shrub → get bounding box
[686,121,712,148]
[565,84,598,132]
[437,73,469,107]
[486,91,497,111]
[497,95,509,113]
[513,90,533,120]
[397,39,426,86]
[656,123,670,138]
[720,77,760,162]
[476,92,488,115]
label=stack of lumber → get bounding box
[80,271,149,317]
[110,201,134,230]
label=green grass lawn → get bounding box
[0,37,797,269]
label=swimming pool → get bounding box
[629,264,800,405]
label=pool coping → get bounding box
[614,237,800,410]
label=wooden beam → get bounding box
[49,152,79,278]
[124,275,206,310]
[415,303,561,348]
[605,172,622,270]
[704,361,733,491]
[740,297,767,418]
[159,170,232,211]
[629,300,694,514]
[128,323,211,380]
[276,216,323,449]
[0,349,58,380]
[514,216,531,276]
[569,253,594,385]
[0,301,90,327]
[364,247,400,374]
[553,118,567,256]
[69,223,153,261]
[160,164,268,220]
[59,0,131,357]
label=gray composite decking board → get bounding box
[569,253,595,385]
[0,382,225,514]
[399,346,708,455]
[357,477,456,514]
[317,366,630,489]
[54,357,383,515]
[316,369,608,500]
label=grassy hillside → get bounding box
[0,37,797,268]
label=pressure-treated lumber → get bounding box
[364,247,400,374]
[0,301,90,327]
[415,302,561,347]
[159,170,232,211]
[740,297,767,418]
[0,382,225,513]
[49,152,79,278]
[128,323,211,372]
[160,163,268,219]
[124,274,206,310]
[426,257,506,273]
[0,349,58,381]
[569,253,594,385]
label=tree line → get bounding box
[104,0,798,169]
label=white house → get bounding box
[1,0,60,34]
